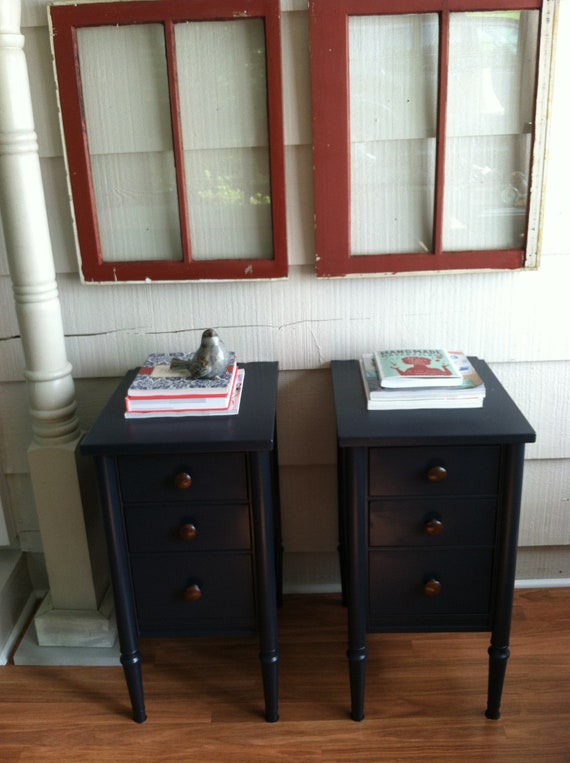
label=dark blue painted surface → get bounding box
[331,358,535,722]
[81,362,280,723]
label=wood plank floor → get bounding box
[0,588,569,762]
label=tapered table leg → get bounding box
[345,448,367,721]
[121,650,146,723]
[486,644,510,720]
[251,451,280,723]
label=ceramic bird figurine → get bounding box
[170,328,230,379]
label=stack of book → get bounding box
[124,352,244,419]
[359,349,486,410]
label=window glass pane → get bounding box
[443,11,539,251]
[76,25,182,263]
[349,14,439,255]
[175,19,273,261]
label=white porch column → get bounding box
[0,1,115,651]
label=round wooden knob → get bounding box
[184,584,202,602]
[178,523,197,541]
[427,465,447,482]
[424,517,444,536]
[423,578,442,597]
[174,471,192,489]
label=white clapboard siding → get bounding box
[281,10,311,146]
[39,158,77,273]
[285,145,315,266]
[3,255,570,378]
[516,547,570,581]
[519,459,570,546]
[22,1,60,28]
[1,259,570,380]
[23,25,62,159]
[491,360,570,460]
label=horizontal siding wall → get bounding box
[2,261,570,379]
[0,0,568,589]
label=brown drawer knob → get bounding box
[178,523,197,541]
[174,471,192,489]
[184,583,202,602]
[427,465,447,482]
[423,578,442,597]
[424,517,444,536]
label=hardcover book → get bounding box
[366,395,484,410]
[126,364,240,412]
[374,349,463,388]
[360,354,384,399]
[127,352,237,399]
[124,369,245,418]
[446,351,485,391]
[360,352,485,410]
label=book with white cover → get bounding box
[374,349,463,388]
[360,352,485,410]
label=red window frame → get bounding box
[49,0,287,282]
[309,0,542,277]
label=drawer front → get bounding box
[369,548,493,620]
[369,497,497,547]
[125,503,251,553]
[130,553,255,631]
[118,452,248,503]
[369,445,500,497]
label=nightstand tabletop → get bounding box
[80,361,279,455]
[331,357,536,447]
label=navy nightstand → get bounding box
[81,362,281,723]
[331,358,535,722]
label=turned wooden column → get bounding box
[0,1,113,649]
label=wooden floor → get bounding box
[0,588,569,762]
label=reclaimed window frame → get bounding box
[309,0,556,277]
[49,0,287,283]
